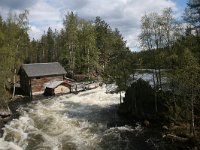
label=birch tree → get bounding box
[77,20,98,77]
[177,49,200,136]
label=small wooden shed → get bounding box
[18,62,67,98]
[44,80,70,96]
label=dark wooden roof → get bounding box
[20,62,67,78]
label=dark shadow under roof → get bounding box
[20,62,67,78]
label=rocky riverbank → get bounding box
[0,118,4,137]
[0,96,31,137]
[117,79,200,150]
[0,108,12,137]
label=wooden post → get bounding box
[29,79,32,100]
[120,91,122,104]
[12,69,17,99]
[63,74,65,80]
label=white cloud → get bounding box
[29,1,61,22]
[60,0,177,50]
[26,0,63,40]
[28,25,42,40]
[0,0,183,50]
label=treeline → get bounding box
[29,12,134,83]
[29,12,134,87]
[124,0,200,136]
[0,11,134,104]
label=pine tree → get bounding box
[63,12,79,74]
[77,20,98,77]
[95,17,112,75]
[184,0,200,34]
[176,49,200,136]
[47,27,55,62]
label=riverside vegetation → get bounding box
[0,0,200,149]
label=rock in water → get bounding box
[162,125,169,130]
[0,107,11,118]
[0,107,12,126]
[143,120,150,127]
[0,118,4,137]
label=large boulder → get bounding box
[118,78,167,121]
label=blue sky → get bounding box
[0,0,188,51]
[174,0,187,16]
[175,0,187,8]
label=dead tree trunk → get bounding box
[12,69,16,99]
[87,48,90,79]
[120,91,122,104]
[152,70,158,113]
[190,95,195,136]
[158,68,162,90]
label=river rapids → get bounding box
[0,86,154,150]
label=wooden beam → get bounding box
[12,69,17,99]
[63,74,65,80]
[29,79,33,100]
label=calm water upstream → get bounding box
[0,86,161,150]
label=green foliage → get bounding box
[0,10,30,104]
[46,27,55,62]
[132,5,200,135]
[0,11,133,92]
[29,13,134,89]
[76,20,98,75]
[175,49,200,102]
[102,29,134,90]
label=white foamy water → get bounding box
[0,86,141,150]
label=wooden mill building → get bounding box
[18,62,67,98]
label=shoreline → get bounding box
[117,111,200,149]
[0,96,32,138]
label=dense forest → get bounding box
[0,10,134,104]
[118,0,200,141]
[0,0,200,142]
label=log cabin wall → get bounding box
[19,69,31,96]
[31,76,63,93]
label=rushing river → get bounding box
[0,86,162,150]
